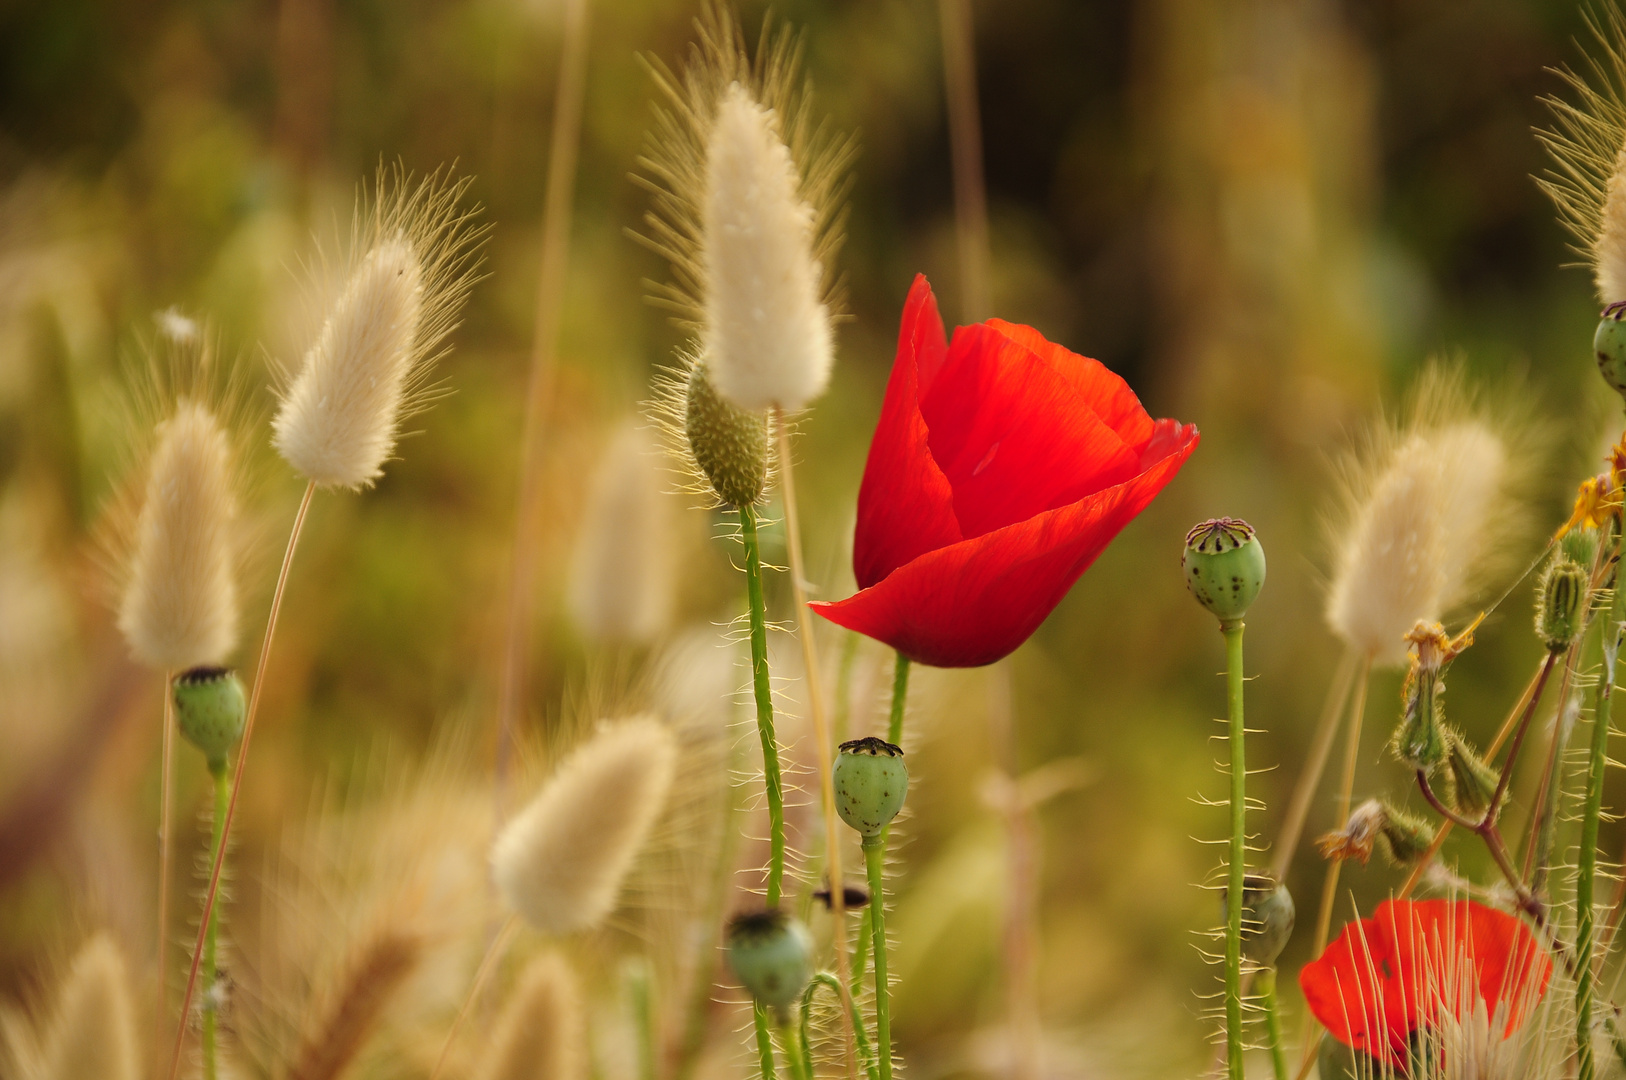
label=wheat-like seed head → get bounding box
[492,717,678,936]
[566,423,676,644]
[472,952,584,1080]
[272,166,485,489]
[38,935,139,1080]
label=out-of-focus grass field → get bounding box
[0,0,1620,1076]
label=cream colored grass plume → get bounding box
[633,0,854,413]
[1539,3,1626,305]
[493,716,679,935]
[0,934,141,1080]
[273,165,486,489]
[472,952,585,1080]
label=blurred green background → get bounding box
[0,0,1621,1076]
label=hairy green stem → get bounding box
[778,1018,809,1080]
[1578,570,1625,1080]
[887,653,910,746]
[851,906,871,996]
[805,973,880,1080]
[1222,620,1246,1080]
[862,834,893,1080]
[753,1002,778,1080]
[201,759,229,1080]
[739,503,786,908]
[1259,967,1287,1080]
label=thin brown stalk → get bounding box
[774,416,857,1077]
[938,0,990,323]
[287,931,423,1080]
[155,673,176,1070]
[169,478,317,1080]
[494,0,592,816]
[429,915,519,1080]
[1269,647,1357,882]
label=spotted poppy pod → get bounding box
[1595,313,1626,400]
[725,910,814,1019]
[1221,874,1295,967]
[1182,518,1266,623]
[172,667,246,768]
[833,737,908,836]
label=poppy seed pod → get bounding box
[172,666,246,768]
[1221,873,1295,967]
[1536,554,1588,651]
[833,737,908,836]
[1596,313,1626,401]
[1182,518,1266,623]
[725,910,813,1019]
[683,361,769,508]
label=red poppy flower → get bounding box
[1300,898,1552,1070]
[809,275,1199,667]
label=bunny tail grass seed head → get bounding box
[117,398,240,669]
[492,717,677,935]
[40,935,139,1080]
[567,423,676,643]
[273,167,485,489]
[1324,368,1531,668]
[285,930,421,1080]
[633,1,854,412]
[473,953,584,1080]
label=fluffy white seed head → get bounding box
[272,169,485,489]
[1599,142,1626,304]
[40,935,139,1080]
[1326,422,1508,667]
[566,424,676,643]
[473,953,584,1080]
[701,83,832,411]
[117,399,240,670]
[492,717,677,935]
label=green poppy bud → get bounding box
[684,360,768,508]
[725,910,813,1019]
[1596,313,1626,401]
[1181,518,1266,623]
[1221,873,1294,967]
[1536,554,1588,652]
[1444,729,1499,820]
[833,737,908,836]
[172,667,246,769]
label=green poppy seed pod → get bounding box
[1444,730,1499,820]
[1596,313,1626,401]
[724,910,813,1019]
[1536,555,1588,652]
[172,667,246,768]
[1391,670,1448,775]
[684,361,768,508]
[1221,873,1294,967]
[1181,518,1266,624]
[832,737,908,836]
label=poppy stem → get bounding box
[1578,551,1624,1080]
[805,972,880,1080]
[887,653,910,746]
[753,1003,779,1080]
[1258,966,1288,1080]
[862,833,893,1080]
[739,502,787,909]
[200,758,229,1080]
[1220,619,1247,1080]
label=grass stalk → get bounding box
[805,972,879,1080]
[1221,620,1246,1080]
[937,0,989,322]
[1269,647,1355,882]
[169,478,316,1080]
[427,914,519,1080]
[740,503,786,907]
[862,834,893,1080]
[1578,565,1625,1079]
[200,759,229,1080]
[1258,966,1288,1080]
[155,672,176,1063]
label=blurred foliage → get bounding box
[0,0,1621,1076]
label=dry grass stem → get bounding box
[286,931,423,1080]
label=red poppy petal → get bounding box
[921,323,1142,539]
[851,275,963,590]
[983,318,1155,449]
[1300,904,1412,1068]
[814,421,1197,667]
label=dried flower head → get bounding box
[566,423,676,643]
[39,935,139,1080]
[491,717,677,935]
[473,953,584,1080]
[273,167,485,489]
[1324,368,1529,668]
[117,397,241,670]
[634,1,853,413]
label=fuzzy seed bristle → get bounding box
[39,935,139,1080]
[472,953,584,1080]
[286,930,422,1080]
[117,399,240,670]
[272,168,485,489]
[492,717,678,935]
[566,424,676,643]
[701,82,832,411]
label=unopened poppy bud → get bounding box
[1392,663,1448,774]
[1445,729,1499,819]
[1536,554,1588,651]
[1221,873,1294,967]
[1182,518,1266,623]
[725,910,813,1020]
[833,737,908,836]
[683,361,768,508]
[1596,312,1626,401]
[172,667,245,769]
